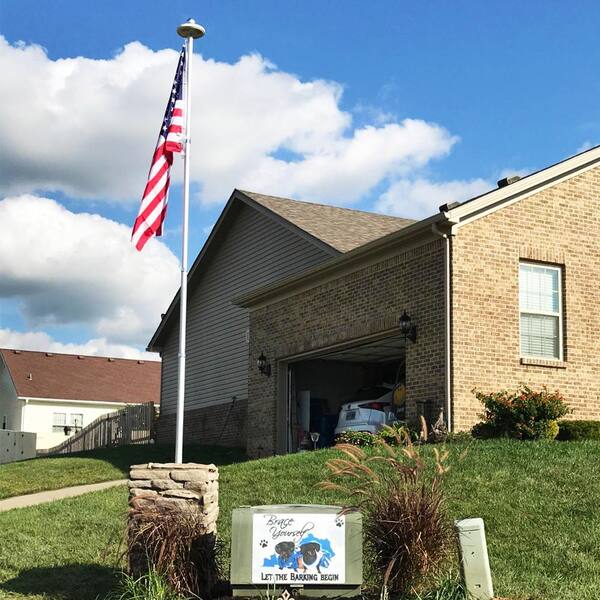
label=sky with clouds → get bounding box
[1,0,599,359]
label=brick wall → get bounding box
[452,166,600,429]
[156,398,247,448]
[247,237,446,457]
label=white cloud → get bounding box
[0,195,179,346]
[498,167,530,180]
[0,36,457,206]
[375,178,492,219]
[0,328,157,360]
[240,120,457,204]
[576,140,594,153]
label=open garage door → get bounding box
[286,334,405,452]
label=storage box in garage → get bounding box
[231,504,362,598]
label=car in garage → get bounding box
[334,383,401,435]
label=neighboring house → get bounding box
[0,349,160,449]
[151,146,600,457]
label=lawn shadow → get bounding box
[46,443,248,472]
[0,563,119,599]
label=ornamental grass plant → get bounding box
[127,497,222,599]
[320,426,456,598]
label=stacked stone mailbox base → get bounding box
[127,462,219,575]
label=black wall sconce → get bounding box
[399,310,417,343]
[257,352,271,377]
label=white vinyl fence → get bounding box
[39,402,156,456]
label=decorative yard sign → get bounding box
[251,512,346,584]
[231,504,362,598]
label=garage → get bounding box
[284,334,406,452]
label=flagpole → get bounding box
[175,18,205,464]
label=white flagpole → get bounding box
[175,19,205,464]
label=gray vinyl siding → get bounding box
[159,203,333,415]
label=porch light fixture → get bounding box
[399,310,417,343]
[257,352,271,377]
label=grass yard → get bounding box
[0,440,598,599]
[0,444,246,499]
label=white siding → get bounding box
[159,202,333,415]
[0,356,21,431]
[21,399,124,449]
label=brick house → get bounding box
[151,146,600,457]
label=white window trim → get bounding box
[519,261,564,362]
[52,412,67,433]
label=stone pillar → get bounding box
[128,462,219,528]
[127,462,219,581]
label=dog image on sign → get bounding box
[251,513,346,585]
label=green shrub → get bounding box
[470,421,496,439]
[557,420,600,441]
[377,421,411,445]
[472,385,570,440]
[535,419,559,440]
[444,431,473,444]
[334,430,376,446]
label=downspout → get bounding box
[431,222,453,431]
[20,398,28,431]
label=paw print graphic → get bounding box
[335,518,343,527]
[260,539,269,548]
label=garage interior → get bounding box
[286,334,406,451]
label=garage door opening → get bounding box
[285,334,405,452]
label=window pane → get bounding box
[52,413,66,426]
[519,264,559,313]
[521,313,559,358]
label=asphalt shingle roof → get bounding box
[0,349,160,404]
[241,190,415,253]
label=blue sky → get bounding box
[0,1,599,357]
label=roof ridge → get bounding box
[238,189,414,222]
[0,348,159,363]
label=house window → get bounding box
[2,416,6,430]
[70,413,84,432]
[519,262,563,360]
[52,412,67,433]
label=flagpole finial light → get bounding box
[177,18,205,39]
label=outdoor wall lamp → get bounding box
[399,310,417,343]
[257,352,271,377]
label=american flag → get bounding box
[132,46,186,251]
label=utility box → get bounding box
[0,430,36,464]
[455,518,494,600]
[231,504,362,598]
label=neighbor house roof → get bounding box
[0,349,160,405]
[241,191,415,253]
[148,188,414,351]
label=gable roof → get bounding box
[241,191,415,253]
[442,144,600,226]
[148,189,413,351]
[0,349,160,404]
[235,144,600,309]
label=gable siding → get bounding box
[159,203,333,418]
[0,356,20,430]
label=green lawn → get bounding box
[0,440,599,600]
[0,444,246,499]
